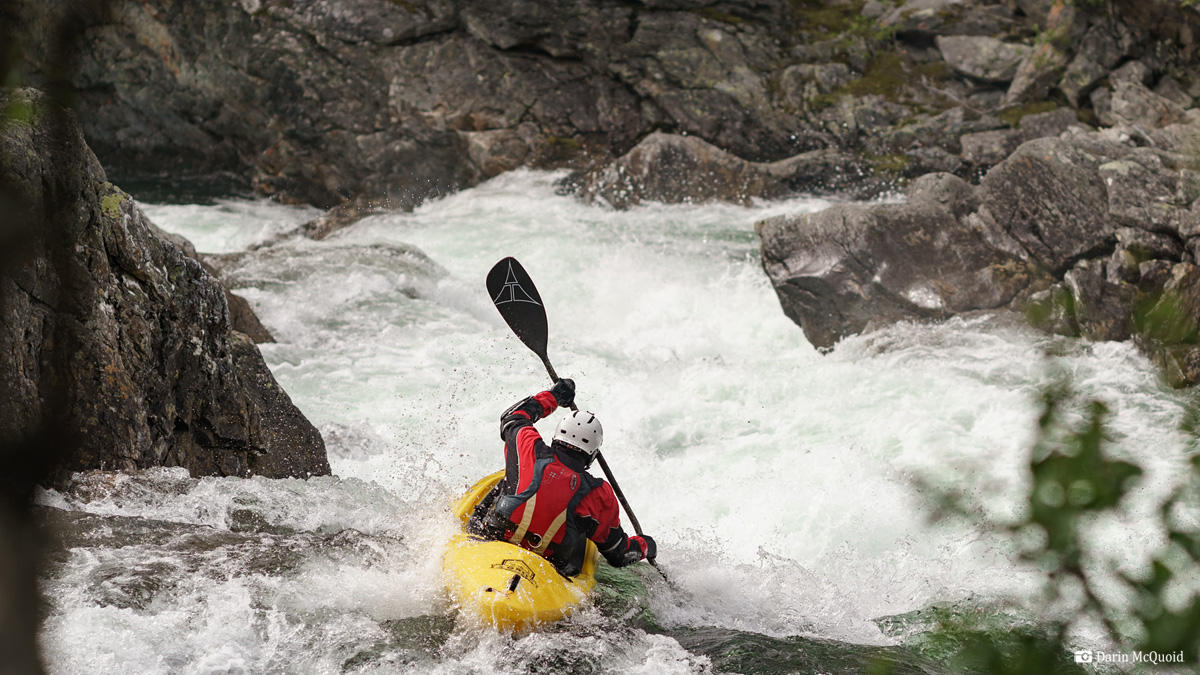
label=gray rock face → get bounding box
[758,120,1200,384]
[936,36,1031,82]
[0,89,329,481]
[1109,80,1187,129]
[573,132,880,208]
[12,0,825,208]
[976,137,1119,273]
[757,173,1038,350]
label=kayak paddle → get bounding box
[486,256,665,577]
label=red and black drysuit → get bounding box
[469,390,651,577]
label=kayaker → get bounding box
[468,378,657,576]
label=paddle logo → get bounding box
[492,261,542,307]
[492,559,538,587]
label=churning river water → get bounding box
[34,171,1199,674]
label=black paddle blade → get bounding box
[487,257,549,359]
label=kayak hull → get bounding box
[443,471,597,630]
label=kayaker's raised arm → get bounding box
[499,378,575,444]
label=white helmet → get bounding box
[552,411,604,458]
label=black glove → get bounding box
[631,535,656,560]
[550,378,575,408]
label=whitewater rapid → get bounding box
[36,171,1196,673]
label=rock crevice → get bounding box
[0,89,330,482]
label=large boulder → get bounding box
[758,125,1200,385]
[974,137,1122,273]
[757,173,1039,350]
[0,89,330,481]
[572,132,881,208]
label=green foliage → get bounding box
[917,380,1200,671]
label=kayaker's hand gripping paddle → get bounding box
[487,257,666,578]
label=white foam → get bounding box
[42,170,1196,671]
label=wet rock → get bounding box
[1063,260,1135,341]
[757,173,1035,350]
[300,195,398,241]
[227,294,275,344]
[1135,263,1200,386]
[1026,284,1080,337]
[573,132,880,208]
[936,36,1031,83]
[464,124,539,180]
[0,89,329,481]
[11,0,810,208]
[1150,343,1200,389]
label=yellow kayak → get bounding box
[443,470,598,630]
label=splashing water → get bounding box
[36,170,1195,673]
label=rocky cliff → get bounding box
[14,0,1200,386]
[0,88,330,482]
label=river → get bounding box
[35,170,1196,674]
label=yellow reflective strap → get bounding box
[507,493,536,546]
[535,509,570,556]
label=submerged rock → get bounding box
[0,89,329,481]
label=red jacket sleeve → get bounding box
[500,390,560,492]
[576,482,621,544]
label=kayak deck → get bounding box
[443,471,598,630]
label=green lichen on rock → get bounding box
[820,53,950,111]
[867,152,911,173]
[791,0,866,34]
[997,101,1062,127]
[2,97,37,127]
[99,184,127,221]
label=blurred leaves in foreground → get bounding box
[895,377,1200,674]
